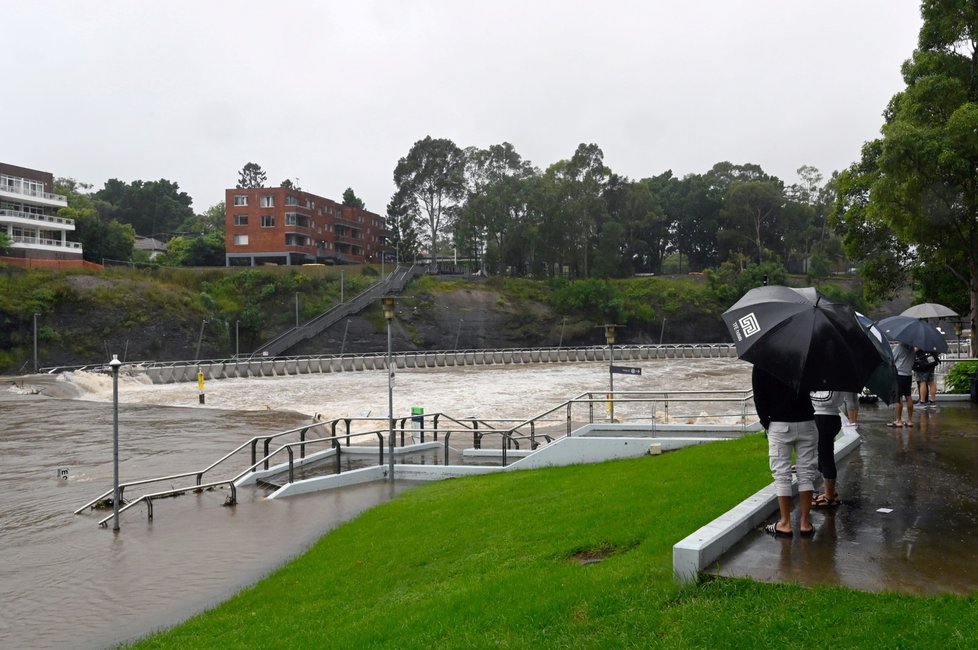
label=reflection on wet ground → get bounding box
[708,400,978,594]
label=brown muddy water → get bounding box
[0,359,752,649]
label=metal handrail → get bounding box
[96,479,236,527]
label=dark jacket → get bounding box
[752,365,815,430]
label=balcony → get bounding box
[0,209,75,230]
[0,186,68,208]
[12,235,83,251]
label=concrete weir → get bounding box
[137,344,737,384]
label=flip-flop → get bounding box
[764,523,792,538]
[812,494,843,508]
[799,527,815,538]
[886,422,901,427]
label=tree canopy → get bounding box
[93,178,194,237]
[832,0,978,353]
[237,162,267,189]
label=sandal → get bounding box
[799,526,815,538]
[886,422,902,427]
[812,494,842,508]
[764,523,792,538]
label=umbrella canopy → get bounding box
[856,313,897,404]
[878,315,949,353]
[722,285,884,393]
[900,303,958,319]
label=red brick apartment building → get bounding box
[224,186,387,266]
[1,162,84,264]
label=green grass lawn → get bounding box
[130,435,978,648]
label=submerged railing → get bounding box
[75,388,757,527]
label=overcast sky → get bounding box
[6,1,923,215]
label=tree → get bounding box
[832,0,978,353]
[237,162,267,189]
[342,188,365,210]
[55,179,135,263]
[385,191,421,263]
[94,178,195,237]
[393,136,466,268]
[179,202,225,235]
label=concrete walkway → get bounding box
[707,398,978,595]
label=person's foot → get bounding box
[913,400,924,406]
[764,522,792,538]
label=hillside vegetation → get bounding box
[0,264,866,374]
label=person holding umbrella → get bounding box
[752,365,817,537]
[889,340,915,427]
[724,286,886,538]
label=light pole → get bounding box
[605,324,616,423]
[382,295,396,480]
[295,292,299,329]
[33,312,39,373]
[558,317,567,349]
[340,318,350,355]
[454,318,463,351]
[235,320,240,359]
[194,319,207,362]
[110,354,122,532]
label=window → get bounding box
[233,234,249,245]
[233,214,248,226]
[285,195,298,206]
[233,195,248,206]
[261,215,275,228]
[285,212,310,227]
[260,195,275,208]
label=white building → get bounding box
[0,162,83,262]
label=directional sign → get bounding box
[611,365,641,376]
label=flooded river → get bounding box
[0,358,750,649]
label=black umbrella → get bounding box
[878,315,949,353]
[722,285,883,393]
[856,313,898,404]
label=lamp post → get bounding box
[109,354,122,532]
[382,295,396,480]
[295,292,299,329]
[33,312,39,373]
[605,324,616,423]
[194,319,207,362]
[454,318,463,351]
[558,317,567,349]
[235,320,240,359]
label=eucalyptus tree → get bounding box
[385,190,422,264]
[832,0,978,352]
[458,143,538,275]
[393,136,466,268]
[342,188,365,210]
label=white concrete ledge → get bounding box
[672,426,861,584]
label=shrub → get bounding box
[945,360,978,394]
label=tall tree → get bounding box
[393,136,466,268]
[56,179,135,263]
[833,0,978,353]
[385,190,421,264]
[237,162,267,189]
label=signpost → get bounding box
[611,365,642,376]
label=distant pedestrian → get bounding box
[888,341,915,427]
[810,391,846,508]
[753,365,817,538]
[912,349,941,407]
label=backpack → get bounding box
[912,350,940,372]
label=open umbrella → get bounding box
[722,285,883,393]
[856,313,897,404]
[900,303,958,319]
[878,315,949,353]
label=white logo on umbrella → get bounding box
[737,313,761,339]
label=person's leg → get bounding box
[767,423,793,535]
[894,399,903,424]
[929,378,938,403]
[814,414,840,503]
[793,420,819,534]
[905,394,914,423]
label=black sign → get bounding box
[611,365,642,376]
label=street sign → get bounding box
[611,365,641,376]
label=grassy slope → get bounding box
[130,435,977,649]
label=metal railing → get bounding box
[75,388,758,526]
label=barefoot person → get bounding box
[753,365,817,537]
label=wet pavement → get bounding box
[708,398,978,595]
